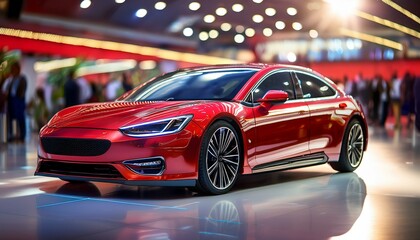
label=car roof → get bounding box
[180,63,313,73]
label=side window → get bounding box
[250,72,295,103]
[296,72,335,99]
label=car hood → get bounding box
[47,101,200,129]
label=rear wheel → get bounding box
[196,121,241,195]
[330,119,364,172]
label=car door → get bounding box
[294,71,344,159]
[246,70,310,165]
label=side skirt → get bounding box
[252,152,328,174]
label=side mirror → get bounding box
[257,90,289,109]
[257,90,289,103]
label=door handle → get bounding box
[339,103,347,109]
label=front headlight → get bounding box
[120,115,193,137]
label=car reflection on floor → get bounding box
[34,172,366,240]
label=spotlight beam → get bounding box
[355,10,420,39]
[340,28,403,51]
[381,0,420,25]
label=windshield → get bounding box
[121,68,258,101]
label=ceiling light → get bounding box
[287,7,297,16]
[252,14,264,23]
[265,8,276,16]
[235,25,245,33]
[189,2,201,11]
[209,30,219,39]
[183,27,193,37]
[253,0,263,3]
[216,7,227,16]
[34,58,78,72]
[115,0,125,3]
[199,31,209,41]
[234,34,245,43]
[245,28,255,37]
[292,22,302,30]
[80,0,91,9]
[204,14,215,23]
[325,0,358,17]
[77,60,137,76]
[232,4,244,12]
[309,29,318,38]
[221,23,232,31]
[136,9,147,18]
[139,60,157,70]
[275,21,285,30]
[263,28,273,37]
[287,52,297,62]
[155,2,166,10]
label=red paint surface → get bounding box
[35,65,367,185]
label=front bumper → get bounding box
[36,124,203,183]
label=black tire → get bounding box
[196,121,242,195]
[330,119,364,172]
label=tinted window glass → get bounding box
[249,71,295,103]
[296,72,335,98]
[121,68,257,101]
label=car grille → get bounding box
[38,161,124,179]
[41,137,111,156]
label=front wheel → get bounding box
[330,119,364,172]
[196,121,241,195]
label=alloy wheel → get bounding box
[347,124,364,168]
[205,127,240,190]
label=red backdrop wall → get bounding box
[309,59,420,81]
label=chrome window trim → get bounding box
[243,69,296,104]
[242,68,339,106]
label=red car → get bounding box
[35,64,368,194]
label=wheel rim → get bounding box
[206,127,240,190]
[347,124,364,168]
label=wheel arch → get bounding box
[207,116,247,174]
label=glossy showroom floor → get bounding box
[1,125,420,240]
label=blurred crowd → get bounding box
[32,70,135,130]
[1,62,420,143]
[338,72,420,130]
[0,62,140,142]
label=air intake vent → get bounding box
[41,137,111,156]
[38,161,123,179]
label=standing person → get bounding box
[390,72,402,129]
[33,88,49,131]
[401,72,415,128]
[105,73,123,101]
[76,76,92,104]
[344,75,358,97]
[379,75,390,127]
[370,75,381,125]
[356,73,369,116]
[64,70,80,108]
[414,76,420,132]
[2,62,27,142]
[122,73,133,92]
